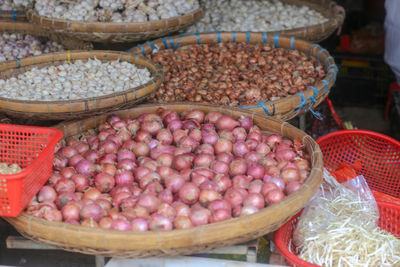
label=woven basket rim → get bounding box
[130,32,338,121]
[0,51,161,104]
[26,6,204,33]
[5,103,323,257]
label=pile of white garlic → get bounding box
[186,0,328,33]
[0,58,152,101]
[0,33,64,62]
[34,0,200,22]
[0,0,33,11]
[0,162,22,174]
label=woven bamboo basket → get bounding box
[0,10,27,22]
[130,32,338,121]
[25,6,204,43]
[0,21,93,50]
[5,103,323,258]
[0,51,163,120]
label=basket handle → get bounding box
[330,2,346,36]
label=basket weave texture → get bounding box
[0,10,27,22]
[130,32,338,121]
[0,51,163,120]
[26,6,204,43]
[5,103,323,258]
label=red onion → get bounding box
[173,154,193,171]
[189,207,210,226]
[61,203,80,221]
[232,205,242,217]
[265,189,285,205]
[300,170,309,182]
[199,189,221,206]
[247,162,265,180]
[38,186,57,203]
[192,168,215,180]
[244,151,262,163]
[99,217,113,229]
[240,205,259,216]
[133,166,151,180]
[285,181,302,195]
[67,139,80,147]
[174,216,193,229]
[75,159,95,176]
[107,114,121,125]
[94,173,115,193]
[135,130,152,143]
[248,180,263,194]
[74,142,89,155]
[127,120,141,134]
[232,141,250,157]
[178,182,200,204]
[115,170,134,186]
[143,181,163,195]
[150,145,175,159]
[156,129,173,145]
[122,140,136,151]
[275,149,296,162]
[265,134,282,147]
[72,174,90,192]
[182,119,200,131]
[232,127,247,141]
[173,129,188,144]
[53,155,68,171]
[194,153,214,168]
[184,110,205,123]
[265,166,280,177]
[211,160,229,175]
[157,203,176,220]
[43,209,63,222]
[281,168,300,183]
[199,181,219,191]
[210,209,232,223]
[83,187,101,201]
[141,120,163,136]
[131,218,149,232]
[49,172,63,186]
[158,189,173,204]
[59,146,78,159]
[60,167,76,179]
[168,120,183,132]
[165,174,185,193]
[99,153,117,165]
[270,177,285,191]
[68,154,84,167]
[157,166,176,180]
[224,188,244,207]
[163,111,180,125]
[112,219,132,231]
[120,197,138,210]
[117,159,136,172]
[219,130,235,142]
[172,202,191,217]
[208,199,232,212]
[55,178,76,194]
[138,193,160,213]
[98,129,113,142]
[84,150,100,163]
[156,153,174,167]
[112,191,130,207]
[261,182,279,197]
[189,129,202,142]
[142,113,162,123]
[238,116,253,131]
[216,115,239,131]
[130,206,149,219]
[216,152,234,164]
[201,130,219,145]
[117,150,135,162]
[96,198,112,212]
[100,139,119,154]
[81,219,98,228]
[132,142,150,157]
[139,172,161,188]
[243,193,265,210]
[112,120,127,131]
[232,175,251,189]
[177,136,199,151]
[256,143,271,155]
[213,175,232,193]
[116,129,131,143]
[214,138,233,154]
[149,214,173,231]
[246,139,259,151]
[236,188,249,198]
[229,159,247,176]
[201,123,216,132]
[295,159,310,171]
[192,174,208,187]
[80,202,103,222]
[195,144,215,155]
[205,111,223,123]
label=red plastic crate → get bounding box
[0,124,62,217]
[274,201,400,267]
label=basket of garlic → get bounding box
[0,50,163,120]
[130,32,337,121]
[25,0,204,43]
[0,0,32,21]
[185,0,345,43]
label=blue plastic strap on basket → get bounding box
[262,32,267,44]
[16,57,21,69]
[194,33,200,44]
[217,31,221,43]
[238,100,271,116]
[295,92,306,113]
[307,44,321,57]
[274,34,279,48]
[328,64,338,73]
[232,31,237,42]
[290,37,295,50]
[146,41,155,51]
[167,37,177,50]
[137,44,146,56]
[161,38,168,49]
[246,31,251,43]
[310,86,319,97]
[324,56,334,69]
[321,80,329,95]
[318,48,327,62]
[12,11,17,21]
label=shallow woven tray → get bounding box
[0,51,163,120]
[130,32,338,121]
[0,21,93,50]
[0,10,27,22]
[26,6,204,43]
[5,103,323,258]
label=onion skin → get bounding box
[131,218,149,232]
[265,189,285,205]
[210,208,232,223]
[199,189,222,206]
[138,193,160,213]
[189,207,210,226]
[224,188,244,207]
[281,168,301,184]
[178,183,200,205]
[243,193,265,210]
[174,216,193,229]
[285,181,302,195]
[149,214,173,231]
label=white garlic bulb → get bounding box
[0,0,33,10]
[186,0,328,33]
[33,0,199,22]
[0,58,152,101]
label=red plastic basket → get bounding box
[274,201,400,267]
[274,130,400,266]
[0,124,62,217]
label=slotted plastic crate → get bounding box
[0,124,62,217]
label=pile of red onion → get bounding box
[26,108,311,231]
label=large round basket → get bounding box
[0,51,163,120]
[130,32,338,121]
[5,103,323,258]
[26,6,204,43]
[0,10,27,21]
[0,21,93,50]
